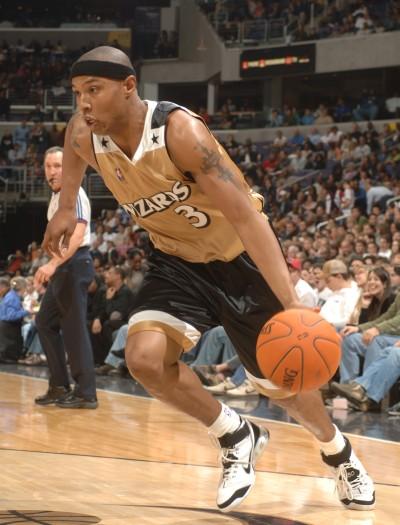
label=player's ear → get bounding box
[123,75,136,97]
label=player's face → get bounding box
[72,76,129,135]
[44,151,63,192]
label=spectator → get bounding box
[364,179,394,214]
[13,121,30,154]
[28,104,46,123]
[0,277,29,363]
[385,93,400,118]
[270,109,283,127]
[332,342,400,412]
[95,323,129,376]
[314,106,333,125]
[287,258,318,307]
[339,290,400,383]
[333,98,352,122]
[273,130,287,147]
[301,108,315,126]
[48,105,66,121]
[123,249,146,293]
[348,266,394,326]
[91,265,134,364]
[319,259,360,330]
[353,90,379,121]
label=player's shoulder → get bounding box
[166,104,207,142]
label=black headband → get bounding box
[71,60,136,80]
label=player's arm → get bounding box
[167,111,299,309]
[42,114,95,256]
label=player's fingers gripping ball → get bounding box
[256,309,342,394]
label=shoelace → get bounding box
[335,462,365,501]
[221,447,248,484]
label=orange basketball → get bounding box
[256,309,341,394]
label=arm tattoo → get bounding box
[196,141,237,184]
[72,139,80,149]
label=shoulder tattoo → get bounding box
[196,141,236,184]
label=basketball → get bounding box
[256,309,341,394]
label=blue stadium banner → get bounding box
[240,44,316,78]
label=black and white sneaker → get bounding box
[322,438,375,510]
[215,419,269,512]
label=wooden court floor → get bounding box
[0,372,399,525]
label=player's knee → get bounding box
[271,394,299,410]
[272,389,321,410]
[125,337,164,384]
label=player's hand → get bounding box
[394,340,400,348]
[34,262,56,288]
[361,327,379,345]
[341,325,359,337]
[42,208,77,257]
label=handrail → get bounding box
[0,175,9,222]
[207,16,287,46]
[9,87,75,111]
[316,213,348,231]
[386,195,400,208]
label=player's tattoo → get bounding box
[196,142,236,183]
[72,139,80,149]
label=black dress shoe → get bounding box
[111,348,125,359]
[0,354,19,364]
[35,386,71,406]
[108,364,129,377]
[330,381,368,402]
[56,391,98,409]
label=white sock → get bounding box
[319,425,347,456]
[208,403,241,438]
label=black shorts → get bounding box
[129,248,283,377]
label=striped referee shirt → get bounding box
[47,186,91,248]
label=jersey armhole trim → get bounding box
[164,108,208,178]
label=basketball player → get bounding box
[42,47,375,511]
[35,147,97,409]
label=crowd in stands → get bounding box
[0,120,65,181]
[199,92,400,130]
[0,39,123,112]
[0,1,132,28]
[199,0,400,44]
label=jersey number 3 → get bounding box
[174,205,210,228]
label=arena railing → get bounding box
[85,172,112,199]
[8,88,75,111]
[316,214,348,232]
[0,176,9,222]
[208,17,287,46]
[0,166,50,203]
[386,195,400,208]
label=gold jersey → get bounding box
[92,100,264,263]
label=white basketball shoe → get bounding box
[215,419,269,512]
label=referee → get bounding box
[34,146,97,408]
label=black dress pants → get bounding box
[36,248,96,398]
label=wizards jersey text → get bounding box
[91,100,264,263]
